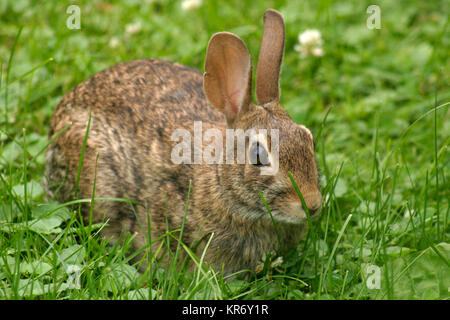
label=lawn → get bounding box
[0,0,449,300]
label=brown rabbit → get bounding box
[45,9,322,275]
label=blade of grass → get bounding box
[4,27,23,129]
[0,57,54,93]
[319,213,352,296]
[433,92,440,240]
[22,129,29,221]
[74,111,92,200]
[259,191,282,253]
[287,171,319,289]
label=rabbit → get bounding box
[45,9,322,276]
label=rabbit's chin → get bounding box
[269,213,307,225]
[239,207,306,225]
[268,201,317,225]
[263,210,307,225]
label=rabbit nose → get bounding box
[303,192,322,216]
[308,206,321,217]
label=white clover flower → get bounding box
[404,208,415,218]
[299,29,322,47]
[109,37,120,48]
[125,22,142,36]
[295,29,324,58]
[311,47,324,57]
[270,256,284,268]
[181,0,202,11]
[66,264,81,274]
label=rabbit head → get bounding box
[203,9,322,225]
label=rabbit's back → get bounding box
[46,59,224,241]
[49,59,223,138]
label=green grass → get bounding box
[0,0,449,300]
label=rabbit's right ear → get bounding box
[255,9,285,105]
[204,32,252,126]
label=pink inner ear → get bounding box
[226,89,243,114]
[223,48,251,116]
[204,32,252,123]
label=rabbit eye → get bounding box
[249,142,270,167]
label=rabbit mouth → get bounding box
[267,201,321,225]
[266,208,308,225]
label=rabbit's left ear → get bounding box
[255,9,285,105]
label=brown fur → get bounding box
[45,9,322,275]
